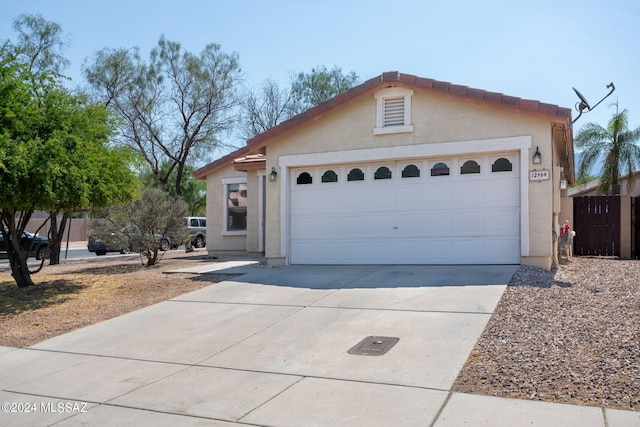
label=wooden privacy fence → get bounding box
[573,196,621,256]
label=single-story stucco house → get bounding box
[194,71,574,270]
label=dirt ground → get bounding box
[0,249,244,348]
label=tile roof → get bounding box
[194,71,572,179]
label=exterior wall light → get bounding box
[532,147,542,164]
[269,167,278,182]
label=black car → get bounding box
[0,228,50,260]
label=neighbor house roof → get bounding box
[568,170,640,197]
[194,71,573,179]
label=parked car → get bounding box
[88,227,180,256]
[185,217,206,248]
[87,231,131,256]
[157,234,180,251]
[0,228,50,260]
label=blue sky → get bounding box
[2,0,639,157]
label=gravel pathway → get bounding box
[453,257,640,411]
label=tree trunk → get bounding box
[175,162,184,197]
[47,212,68,265]
[8,248,35,288]
[1,209,36,287]
[141,248,159,266]
[147,248,159,266]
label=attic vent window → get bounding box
[374,87,414,135]
[384,97,405,126]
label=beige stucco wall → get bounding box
[245,170,262,254]
[205,164,247,252]
[262,89,562,268]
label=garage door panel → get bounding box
[396,186,426,210]
[339,215,364,237]
[292,215,341,239]
[365,188,397,212]
[455,180,487,206]
[420,239,455,263]
[484,179,520,205]
[398,213,426,235]
[454,238,486,262]
[423,182,456,208]
[484,207,520,235]
[290,154,520,265]
[291,191,318,215]
[454,211,485,235]
[485,237,520,262]
[424,212,455,235]
[394,239,427,263]
[290,240,334,263]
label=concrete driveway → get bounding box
[2,263,634,426]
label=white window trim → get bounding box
[221,176,247,236]
[374,87,414,135]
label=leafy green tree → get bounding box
[575,103,640,194]
[0,39,138,287]
[4,14,139,269]
[84,36,242,197]
[291,65,360,112]
[98,188,188,266]
[139,162,205,216]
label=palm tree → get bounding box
[575,102,640,194]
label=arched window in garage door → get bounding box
[461,160,480,174]
[431,162,450,176]
[347,168,365,181]
[321,170,338,183]
[402,164,420,178]
[374,166,392,180]
[297,172,313,184]
[492,158,513,172]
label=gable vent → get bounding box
[384,97,405,126]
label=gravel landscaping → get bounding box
[453,257,640,411]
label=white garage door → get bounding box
[290,154,520,264]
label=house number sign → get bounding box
[529,170,550,181]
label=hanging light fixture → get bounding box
[532,147,542,164]
[269,167,278,182]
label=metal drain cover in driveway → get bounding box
[348,336,399,356]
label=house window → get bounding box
[402,164,420,178]
[431,162,450,176]
[321,170,338,183]
[297,172,313,184]
[347,168,365,181]
[374,87,414,135]
[492,158,513,172]
[226,182,247,231]
[461,160,481,175]
[374,166,392,180]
